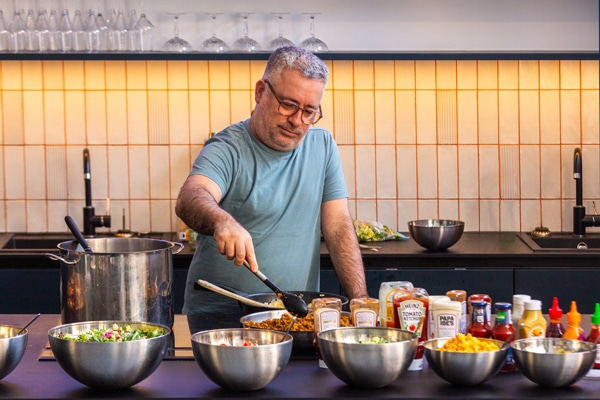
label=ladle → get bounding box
[17,313,41,335]
[65,215,93,253]
[194,279,285,310]
[281,315,297,343]
[243,260,309,318]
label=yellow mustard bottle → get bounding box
[518,299,547,339]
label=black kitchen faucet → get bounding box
[83,148,111,236]
[573,147,599,236]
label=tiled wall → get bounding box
[0,59,598,234]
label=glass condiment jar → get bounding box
[379,281,413,328]
[350,297,379,327]
[468,293,492,323]
[312,297,342,369]
[468,300,491,338]
[491,302,516,372]
[446,289,467,334]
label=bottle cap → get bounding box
[494,302,512,310]
[566,301,581,324]
[513,294,531,305]
[548,297,563,319]
[524,299,542,311]
[591,303,600,325]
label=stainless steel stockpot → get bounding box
[47,238,183,327]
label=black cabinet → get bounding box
[515,269,600,314]
[0,268,61,314]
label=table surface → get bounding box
[2,314,600,399]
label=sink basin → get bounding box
[517,232,600,252]
[0,232,173,252]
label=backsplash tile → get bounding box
[0,59,598,234]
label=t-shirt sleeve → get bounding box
[190,137,237,198]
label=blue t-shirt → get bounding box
[183,119,348,315]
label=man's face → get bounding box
[250,69,325,152]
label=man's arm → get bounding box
[175,174,258,271]
[321,198,369,299]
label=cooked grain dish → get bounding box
[244,312,352,332]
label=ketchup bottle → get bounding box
[491,302,516,372]
[468,300,491,338]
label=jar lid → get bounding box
[494,302,512,310]
[524,299,542,310]
[512,294,531,305]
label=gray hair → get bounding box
[263,46,329,85]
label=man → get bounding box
[175,46,368,332]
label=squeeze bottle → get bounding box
[586,303,600,370]
[562,301,585,340]
[518,299,546,339]
[546,297,565,338]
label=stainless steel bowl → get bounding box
[317,327,418,388]
[424,337,508,386]
[408,219,465,251]
[191,328,293,391]
[0,325,28,380]
[48,320,171,389]
[511,337,596,387]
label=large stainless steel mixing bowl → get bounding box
[317,327,418,388]
[0,325,28,380]
[48,320,171,389]
[408,219,465,251]
[511,337,596,387]
[424,337,508,386]
[191,328,293,391]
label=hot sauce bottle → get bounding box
[468,300,492,338]
[546,297,565,338]
[393,287,429,370]
[586,303,600,373]
[491,302,516,372]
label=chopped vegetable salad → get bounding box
[55,323,165,342]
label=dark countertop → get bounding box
[3,314,600,400]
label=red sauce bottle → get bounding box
[546,297,565,338]
[586,303,600,370]
[393,287,429,370]
[468,300,491,338]
[491,302,516,372]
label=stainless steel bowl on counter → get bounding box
[0,325,28,380]
[511,337,596,387]
[424,337,508,386]
[48,320,171,389]
[408,219,464,251]
[191,328,293,391]
[317,327,418,388]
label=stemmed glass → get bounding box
[267,13,294,51]
[200,13,228,53]
[231,13,260,52]
[299,13,328,53]
[162,12,192,52]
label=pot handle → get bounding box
[45,253,78,264]
[171,242,185,254]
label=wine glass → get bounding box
[162,13,192,52]
[200,13,228,53]
[267,13,294,51]
[231,13,260,52]
[299,13,328,53]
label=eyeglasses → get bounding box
[263,79,323,125]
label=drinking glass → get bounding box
[85,9,101,52]
[24,9,38,51]
[130,12,154,51]
[267,13,294,51]
[71,9,86,52]
[200,13,228,53]
[34,9,50,52]
[162,13,192,52]
[58,9,73,52]
[0,10,10,51]
[231,13,260,52]
[9,10,26,52]
[299,13,328,53]
[109,9,128,51]
[46,9,60,51]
